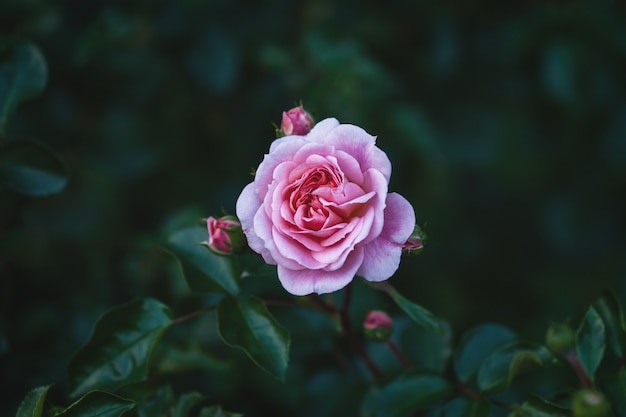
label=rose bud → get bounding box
[402,224,426,256]
[545,322,576,356]
[364,310,394,343]
[572,389,611,417]
[203,216,245,256]
[280,105,314,136]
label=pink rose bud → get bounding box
[203,215,245,256]
[363,310,394,343]
[402,224,426,256]
[280,105,314,136]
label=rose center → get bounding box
[286,164,344,229]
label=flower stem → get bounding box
[564,350,594,389]
[387,340,412,370]
[338,283,383,382]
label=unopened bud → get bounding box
[402,224,426,256]
[363,310,394,343]
[279,105,314,136]
[572,389,611,417]
[546,322,576,355]
[202,216,245,256]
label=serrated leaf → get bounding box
[217,296,290,381]
[170,392,205,417]
[436,397,492,417]
[199,405,244,417]
[0,140,68,197]
[369,282,441,333]
[0,42,47,132]
[477,343,555,392]
[15,385,51,417]
[511,395,569,417]
[593,289,626,359]
[372,373,453,417]
[68,298,173,397]
[55,390,135,417]
[165,226,240,296]
[453,323,517,383]
[576,306,606,383]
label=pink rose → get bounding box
[236,118,415,295]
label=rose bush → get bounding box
[236,118,415,295]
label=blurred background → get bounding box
[1,0,626,415]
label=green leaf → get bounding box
[0,42,47,132]
[137,385,174,417]
[68,298,173,397]
[0,140,68,197]
[165,226,240,296]
[576,306,606,383]
[373,373,453,417]
[436,397,492,417]
[603,367,626,417]
[170,392,205,417]
[55,390,135,417]
[510,395,570,417]
[477,343,556,392]
[15,385,51,417]
[453,323,517,383]
[399,317,452,373]
[369,282,441,333]
[217,296,290,381]
[593,289,626,359]
[156,342,230,375]
[199,405,244,417]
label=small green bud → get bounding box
[572,389,611,417]
[363,310,394,343]
[546,322,576,355]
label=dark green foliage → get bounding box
[2,1,626,417]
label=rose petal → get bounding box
[357,192,416,281]
[321,124,392,181]
[379,192,416,244]
[236,183,265,253]
[277,247,364,295]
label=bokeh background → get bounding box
[1,0,626,416]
